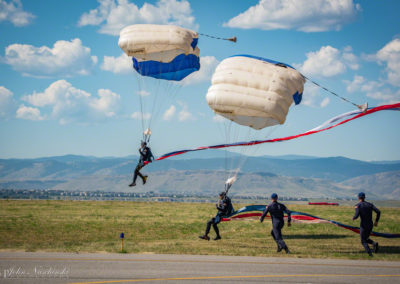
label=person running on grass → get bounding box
[260,193,291,254]
[353,192,380,256]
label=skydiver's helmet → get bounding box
[219,192,226,198]
[358,192,366,199]
[141,141,147,147]
[271,193,278,200]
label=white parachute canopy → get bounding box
[118,24,199,63]
[206,55,305,130]
[117,24,201,140]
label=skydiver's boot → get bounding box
[199,235,210,241]
[373,242,379,253]
[284,246,290,254]
[129,182,136,187]
[213,235,221,241]
[277,245,283,252]
[142,175,148,185]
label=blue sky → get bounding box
[0,0,399,161]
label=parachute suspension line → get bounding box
[134,70,146,141]
[225,124,280,193]
[198,33,237,43]
[147,56,186,133]
[303,75,368,112]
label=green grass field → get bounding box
[0,200,399,260]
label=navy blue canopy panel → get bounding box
[132,53,200,81]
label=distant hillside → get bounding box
[2,155,399,182]
[0,155,399,199]
[341,170,400,199]
[16,170,375,199]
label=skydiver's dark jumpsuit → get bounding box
[353,201,380,254]
[132,146,154,184]
[260,201,291,250]
[205,196,234,237]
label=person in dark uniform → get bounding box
[129,141,154,187]
[199,192,234,241]
[353,192,380,256]
[260,193,291,253]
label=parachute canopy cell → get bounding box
[118,24,200,81]
[206,55,305,130]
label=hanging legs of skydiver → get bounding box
[129,163,147,187]
[129,141,154,187]
[199,213,222,241]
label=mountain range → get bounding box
[0,153,399,199]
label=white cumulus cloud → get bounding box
[131,111,151,120]
[343,75,398,104]
[213,114,226,123]
[180,56,219,85]
[344,75,382,94]
[4,38,98,77]
[302,82,330,108]
[16,104,44,121]
[22,80,120,124]
[224,0,360,32]
[163,105,176,120]
[137,90,150,97]
[376,38,400,87]
[178,105,194,121]
[78,0,197,36]
[0,86,16,119]
[320,97,330,108]
[0,0,35,26]
[89,89,120,118]
[366,89,400,105]
[297,45,359,77]
[101,53,132,74]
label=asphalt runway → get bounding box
[0,252,399,284]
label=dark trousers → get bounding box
[133,164,144,183]
[205,214,222,236]
[360,226,374,253]
[271,221,287,249]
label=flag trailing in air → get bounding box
[147,102,400,163]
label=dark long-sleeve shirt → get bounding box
[216,196,233,216]
[139,146,154,163]
[260,201,291,223]
[353,201,380,228]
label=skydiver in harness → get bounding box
[129,141,154,187]
[199,190,234,241]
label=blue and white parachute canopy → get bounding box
[206,55,305,130]
[119,24,200,81]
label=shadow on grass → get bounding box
[343,246,400,254]
[378,246,400,254]
[285,234,348,239]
